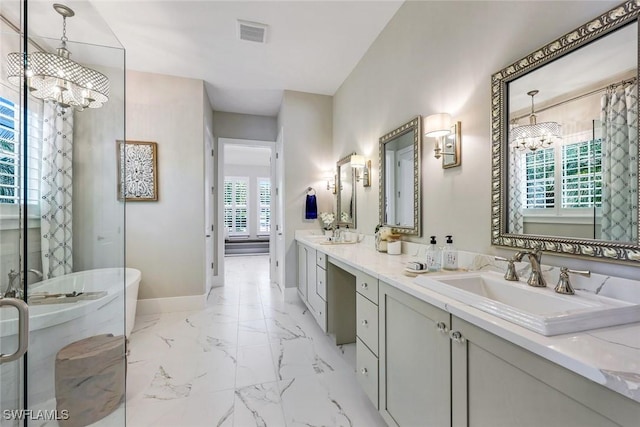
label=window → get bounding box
[525,148,555,209]
[0,96,41,208]
[0,97,18,204]
[561,139,602,208]
[224,177,249,236]
[257,177,271,235]
[523,137,602,212]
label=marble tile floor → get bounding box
[123,255,386,427]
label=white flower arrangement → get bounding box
[341,211,350,222]
[319,212,335,230]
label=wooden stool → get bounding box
[55,334,125,427]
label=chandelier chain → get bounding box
[61,16,68,43]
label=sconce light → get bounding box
[325,172,337,194]
[424,113,452,159]
[350,154,371,187]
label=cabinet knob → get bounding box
[361,367,368,375]
[449,330,465,344]
[361,319,368,326]
[361,282,368,289]
[436,321,448,334]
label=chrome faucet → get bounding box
[513,246,546,287]
[494,256,519,281]
[555,267,590,295]
[4,270,23,299]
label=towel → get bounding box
[305,194,318,219]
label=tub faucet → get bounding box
[513,246,547,288]
[4,270,23,299]
[27,269,43,281]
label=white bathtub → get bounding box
[0,267,141,406]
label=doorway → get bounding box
[217,138,279,289]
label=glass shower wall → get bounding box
[1,1,126,425]
[0,1,27,424]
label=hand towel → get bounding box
[305,194,318,219]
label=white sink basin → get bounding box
[414,271,640,336]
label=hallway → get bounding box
[125,255,385,426]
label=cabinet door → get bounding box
[451,317,640,427]
[297,244,307,300]
[379,281,451,427]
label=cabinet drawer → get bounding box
[307,286,327,332]
[357,338,379,409]
[357,293,379,355]
[356,270,378,304]
[316,266,327,301]
[316,251,327,269]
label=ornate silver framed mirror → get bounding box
[379,116,422,236]
[491,1,640,262]
[336,153,356,229]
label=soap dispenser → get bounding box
[425,236,441,272]
[442,235,458,271]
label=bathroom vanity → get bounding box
[295,233,640,427]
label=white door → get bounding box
[204,127,215,294]
[272,129,285,290]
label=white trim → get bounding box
[136,293,207,315]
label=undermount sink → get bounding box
[414,271,640,336]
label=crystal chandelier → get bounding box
[510,90,561,151]
[7,3,109,111]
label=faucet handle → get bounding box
[554,267,591,295]
[495,256,519,281]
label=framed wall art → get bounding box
[117,140,158,201]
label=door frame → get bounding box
[216,137,277,287]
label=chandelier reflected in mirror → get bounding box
[7,3,109,111]
[510,90,561,151]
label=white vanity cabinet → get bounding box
[355,270,380,409]
[378,281,451,427]
[296,242,327,332]
[450,317,640,427]
[378,280,640,427]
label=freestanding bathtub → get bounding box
[0,267,141,407]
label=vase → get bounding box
[324,229,333,237]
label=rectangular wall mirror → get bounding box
[379,116,422,235]
[491,1,640,262]
[336,153,356,228]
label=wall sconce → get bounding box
[350,154,371,187]
[424,113,452,159]
[325,172,337,194]
[425,113,462,168]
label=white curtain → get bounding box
[508,148,525,234]
[600,83,638,241]
[40,103,74,279]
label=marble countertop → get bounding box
[296,231,640,403]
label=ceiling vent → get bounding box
[237,20,268,43]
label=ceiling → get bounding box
[81,0,403,117]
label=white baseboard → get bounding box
[136,293,207,315]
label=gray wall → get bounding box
[332,0,636,279]
[213,111,278,141]
[74,65,125,273]
[278,90,334,288]
[125,70,207,300]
